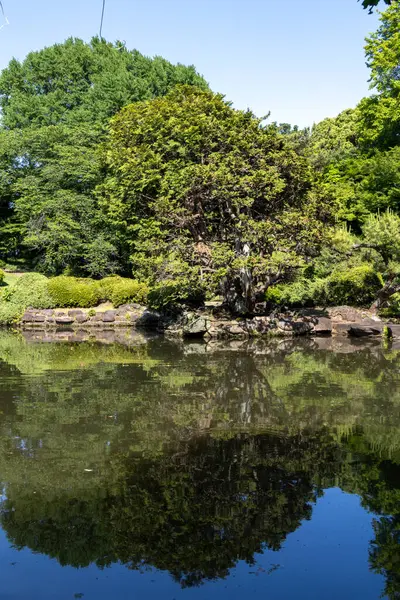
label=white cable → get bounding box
[0,1,9,30]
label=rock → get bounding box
[386,324,400,339]
[183,314,208,337]
[68,309,85,317]
[248,316,270,335]
[348,325,382,337]
[333,323,353,336]
[21,313,46,323]
[75,314,89,324]
[224,323,248,336]
[311,317,332,335]
[21,312,36,323]
[41,309,54,317]
[55,316,75,325]
[277,319,313,336]
[102,310,116,323]
[92,313,105,322]
[136,310,162,330]
[327,306,379,323]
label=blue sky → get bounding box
[0,0,379,127]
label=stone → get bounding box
[68,309,85,317]
[386,324,400,339]
[348,325,382,337]
[183,315,208,337]
[136,310,162,330]
[55,316,75,325]
[21,312,36,323]
[311,317,332,335]
[41,309,54,317]
[92,313,105,322]
[277,319,313,336]
[333,323,353,336]
[102,310,116,323]
[75,314,89,324]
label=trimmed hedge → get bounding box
[47,276,102,308]
[324,265,383,307]
[108,280,148,307]
[265,279,325,308]
[0,273,54,325]
[47,275,148,308]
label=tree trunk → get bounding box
[221,242,255,315]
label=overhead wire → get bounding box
[0,1,9,30]
[99,0,106,38]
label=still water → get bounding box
[0,330,399,599]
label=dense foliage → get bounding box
[0,274,148,319]
[0,37,207,275]
[0,2,400,313]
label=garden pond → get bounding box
[0,331,399,599]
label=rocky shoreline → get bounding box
[16,304,400,340]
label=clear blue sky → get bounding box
[0,0,379,127]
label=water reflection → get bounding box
[0,332,399,596]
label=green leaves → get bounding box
[101,86,323,312]
[0,38,208,275]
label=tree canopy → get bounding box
[100,85,327,312]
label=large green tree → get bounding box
[0,37,208,273]
[100,85,328,313]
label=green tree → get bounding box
[358,1,400,149]
[100,85,328,313]
[0,37,208,274]
[360,0,392,12]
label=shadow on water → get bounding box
[0,331,399,595]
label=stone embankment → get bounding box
[18,304,400,340]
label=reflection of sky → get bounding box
[0,488,385,600]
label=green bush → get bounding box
[265,279,325,308]
[98,276,124,301]
[324,265,383,306]
[0,273,54,324]
[108,279,149,307]
[47,276,102,308]
[0,269,4,285]
[147,280,205,311]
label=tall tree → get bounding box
[0,37,208,273]
[100,85,328,313]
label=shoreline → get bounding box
[12,304,400,341]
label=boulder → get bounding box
[311,317,332,335]
[75,314,89,324]
[348,325,382,337]
[102,310,116,323]
[55,316,75,325]
[136,310,162,330]
[277,319,313,336]
[183,314,208,337]
[68,309,85,317]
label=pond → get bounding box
[0,331,399,599]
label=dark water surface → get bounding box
[0,331,399,599]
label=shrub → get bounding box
[0,269,4,285]
[324,265,383,307]
[6,273,54,309]
[47,276,102,308]
[147,280,205,311]
[0,273,54,325]
[108,280,149,307]
[265,279,325,308]
[98,276,124,301]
